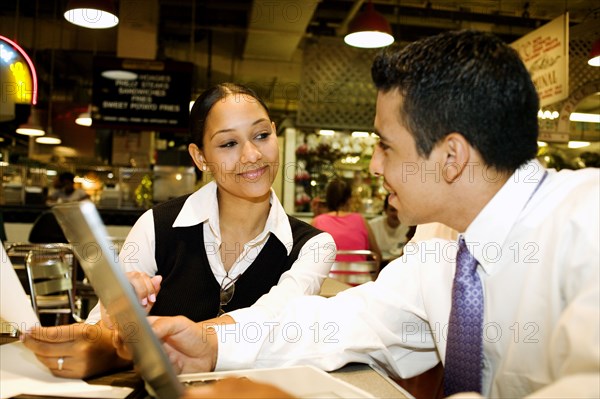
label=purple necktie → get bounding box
[444,236,484,396]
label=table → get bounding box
[3,334,410,399]
[331,363,411,398]
[90,364,411,399]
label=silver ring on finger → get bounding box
[57,356,64,371]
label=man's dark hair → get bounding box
[383,193,391,210]
[371,30,539,172]
[58,172,75,183]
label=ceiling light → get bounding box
[64,0,119,29]
[537,141,548,147]
[568,141,591,149]
[352,131,370,138]
[101,70,138,80]
[35,129,62,145]
[76,108,92,126]
[588,38,600,67]
[344,1,394,49]
[570,112,600,123]
[16,108,45,136]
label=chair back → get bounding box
[329,249,380,286]
[22,245,82,324]
[5,243,72,294]
[28,211,68,243]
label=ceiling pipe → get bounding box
[336,0,366,37]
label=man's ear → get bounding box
[441,132,471,183]
[188,144,207,171]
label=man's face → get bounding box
[370,90,443,226]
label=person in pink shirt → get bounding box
[312,178,381,262]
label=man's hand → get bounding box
[148,316,218,374]
[183,377,295,398]
[21,322,131,379]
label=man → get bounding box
[46,172,89,204]
[368,194,410,253]
[153,30,600,398]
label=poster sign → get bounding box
[92,57,193,131]
[511,14,569,108]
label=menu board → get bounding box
[92,57,193,131]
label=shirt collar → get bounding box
[464,159,547,273]
[172,180,293,255]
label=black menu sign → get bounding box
[92,57,193,131]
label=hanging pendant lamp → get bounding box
[588,38,600,67]
[344,1,394,49]
[16,108,45,136]
[76,105,93,127]
[64,0,119,29]
[36,126,62,145]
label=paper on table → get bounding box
[0,341,133,399]
[0,244,40,332]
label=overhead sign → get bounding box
[511,14,569,108]
[92,57,193,131]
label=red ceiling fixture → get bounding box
[344,0,394,49]
[588,38,600,67]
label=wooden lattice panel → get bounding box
[297,37,379,130]
[553,18,600,132]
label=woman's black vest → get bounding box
[149,194,322,322]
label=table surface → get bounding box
[3,335,410,399]
[89,363,411,399]
[330,363,411,398]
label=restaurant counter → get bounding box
[0,205,145,226]
[1,205,141,243]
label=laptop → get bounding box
[52,201,375,399]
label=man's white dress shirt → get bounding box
[214,161,600,398]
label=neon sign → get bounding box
[0,43,16,63]
[0,35,38,105]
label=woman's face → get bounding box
[194,93,278,202]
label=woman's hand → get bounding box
[98,272,162,359]
[101,272,162,328]
[148,315,219,374]
[21,322,131,379]
[126,272,162,312]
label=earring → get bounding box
[202,164,207,171]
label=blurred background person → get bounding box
[368,194,410,252]
[46,172,89,205]
[312,178,381,262]
[310,196,328,217]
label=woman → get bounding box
[312,178,380,262]
[23,83,335,378]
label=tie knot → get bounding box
[457,237,478,275]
